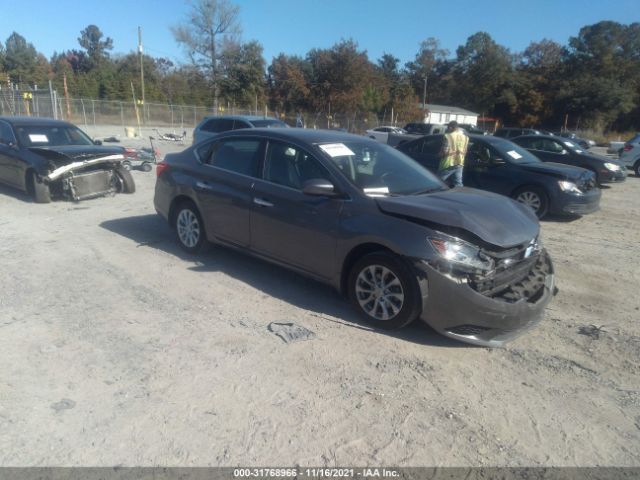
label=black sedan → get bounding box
[511,135,626,184]
[154,128,556,347]
[0,116,135,202]
[397,134,600,219]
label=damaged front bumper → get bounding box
[43,154,125,201]
[414,250,556,347]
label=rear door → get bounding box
[195,136,262,247]
[250,139,342,279]
[400,136,442,172]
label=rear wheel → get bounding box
[513,186,549,219]
[115,167,135,193]
[30,172,51,203]
[348,252,421,330]
[122,160,132,171]
[174,201,207,254]
[141,162,153,172]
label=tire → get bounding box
[122,160,132,171]
[634,161,640,177]
[173,201,208,254]
[115,167,135,193]
[513,186,549,219]
[31,172,51,203]
[348,252,421,330]
[141,162,153,172]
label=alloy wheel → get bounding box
[355,264,405,321]
[177,209,201,248]
[516,191,542,213]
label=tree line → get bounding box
[0,6,638,132]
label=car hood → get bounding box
[28,145,125,166]
[375,188,539,249]
[518,161,587,179]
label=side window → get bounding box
[401,139,423,154]
[206,138,261,176]
[516,138,533,149]
[545,140,564,153]
[200,119,220,133]
[0,121,15,144]
[467,141,492,165]
[264,141,331,190]
[422,137,442,155]
[233,120,251,130]
[217,119,235,132]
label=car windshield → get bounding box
[317,141,446,196]
[250,119,288,128]
[492,139,542,164]
[15,125,94,147]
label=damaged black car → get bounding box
[154,129,556,347]
[0,117,135,202]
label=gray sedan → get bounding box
[154,129,556,347]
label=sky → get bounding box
[0,0,638,66]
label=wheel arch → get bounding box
[340,243,394,296]
[168,194,199,230]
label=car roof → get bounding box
[219,127,373,144]
[200,115,283,122]
[0,116,75,127]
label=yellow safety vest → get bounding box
[439,130,469,170]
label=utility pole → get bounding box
[422,75,428,122]
[138,26,146,124]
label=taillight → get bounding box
[623,143,633,151]
[156,162,170,177]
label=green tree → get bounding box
[218,40,266,109]
[3,32,40,84]
[267,54,311,113]
[78,25,113,67]
[172,0,241,109]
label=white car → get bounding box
[365,126,406,143]
[619,133,640,176]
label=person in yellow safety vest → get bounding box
[438,120,469,187]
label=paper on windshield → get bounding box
[319,143,355,157]
[564,141,575,147]
[506,150,522,159]
[575,149,583,153]
[29,134,48,143]
[363,186,389,197]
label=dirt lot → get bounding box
[0,135,639,467]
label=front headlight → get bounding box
[428,234,494,272]
[558,180,582,194]
[604,162,621,171]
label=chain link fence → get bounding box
[0,86,416,134]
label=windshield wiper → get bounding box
[411,187,445,195]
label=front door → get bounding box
[250,140,342,279]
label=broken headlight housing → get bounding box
[604,162,621,171]
[428,234,494,273]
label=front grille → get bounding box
[446,325,491,336]
[67,170,114,200]
[470,250,551,303]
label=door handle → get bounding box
[253,197,274,207]
[195,181,215,191]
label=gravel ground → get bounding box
[0,134,638,467]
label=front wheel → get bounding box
[348,252,421,330]
[30,172,51,203]
[115,167,135,193]
[174,202,207,254]
[141,162,153,172]
[513,186,549,219]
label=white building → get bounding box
[421,104,479,126]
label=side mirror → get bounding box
[302,178,338,197]
[93,139,103,145]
